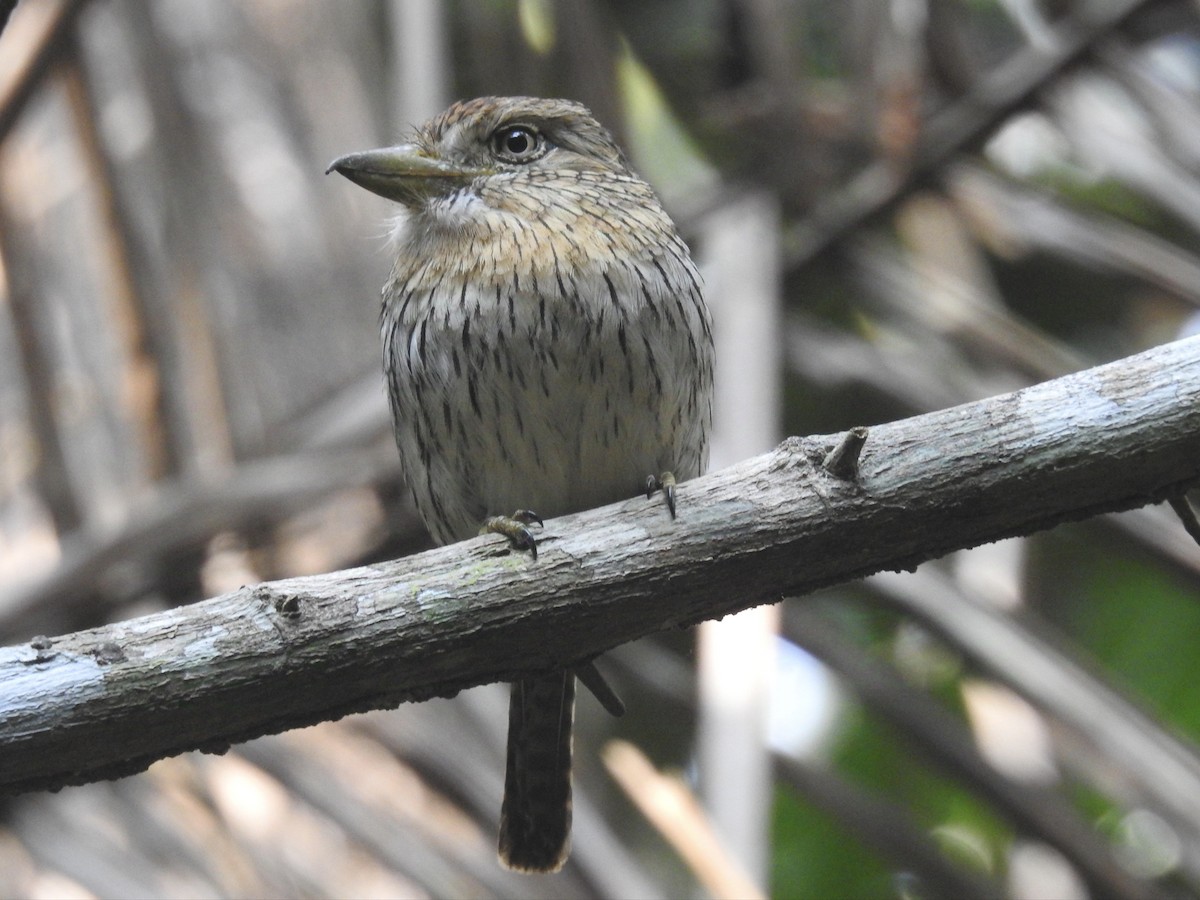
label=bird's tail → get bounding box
[498,671,575,873]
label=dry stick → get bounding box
[61,43,184,480]
[0,0,89,142]
[603,740,764,900]
[0,199,83,535]
[2,336,1200,796]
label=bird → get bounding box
[328,96,713,873]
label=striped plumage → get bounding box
[330,96,713,873]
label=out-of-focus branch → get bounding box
[0,198,83,536]
[783,603,1166,900]
[603,740,765,900]
[868,563,1200,867]
[0,0,89,141]
[772,754,1002,900]
[786,0,1158,266]
[0,446,405,641]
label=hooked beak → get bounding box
[326,144,484,207]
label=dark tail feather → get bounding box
[498,671,575,873]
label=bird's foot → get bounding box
[483,509,544,559]
[645,471,677,518]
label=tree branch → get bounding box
[3,336,1200,796]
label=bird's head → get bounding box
[326,96,631,212]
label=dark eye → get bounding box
[492,125,544,162]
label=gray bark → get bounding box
[2,335,1199,796]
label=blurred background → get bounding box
[2,0,1200,897]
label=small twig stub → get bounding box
[823,427,870,480]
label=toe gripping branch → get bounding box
[484,509,544,559]
[480,512,626,716]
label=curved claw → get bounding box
[484,513,542,560]
[645,472,678,519]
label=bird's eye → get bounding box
[491,125,544,162]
